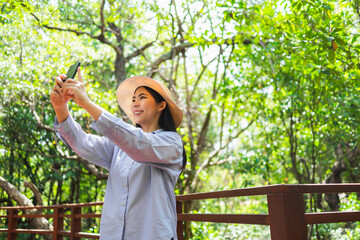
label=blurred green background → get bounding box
[1,0,360,239]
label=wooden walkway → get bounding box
[1,184,360,239]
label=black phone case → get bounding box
[64,61,81,81]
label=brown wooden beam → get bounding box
[178,213,268,225]
[176,201,184,240]
[53,208,64,240]
[305,211,360,224]
[7,209,18,240]
[176,184,360,201]
[70,207,82,240]
[267,192,307,240]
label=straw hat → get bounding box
[117,76,183,128]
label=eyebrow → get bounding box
[132,93,147,99]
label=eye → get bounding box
[140,96,146,99]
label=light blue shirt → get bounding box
[54,111,183,240]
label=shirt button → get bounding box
[123,184,127,187]
[121,203,125,206]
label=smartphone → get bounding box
[63,61,81,82]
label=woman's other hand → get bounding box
[62,67,91,108]
[50,67,102,121]
[50,74,71,123]
[50,74,71,110]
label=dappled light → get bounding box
[1,0,360,239]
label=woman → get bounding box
[50,68,186,240]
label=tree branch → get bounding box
[182,51,196,159]
[148,41,194,78]
[125,41,156,61]
[30,13,123,56]
[24,181,43,206]
[63,0,99,27]
[19,145,109,180]
[189,51,221,100]
[0,177,33,207]
[0,177,53,240]
[100,0,106,36]
[77,157,109,180]
[191,115,257,189]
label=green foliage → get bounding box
[1,0,360,238]
[191,222,270,240]
[0,3,110,207]
[215,0,360,186]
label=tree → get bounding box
[222,0,360,227]
[0,177,52,240]
[1,0,360,239]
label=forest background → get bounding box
[1,0,360,239]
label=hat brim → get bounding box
[117,76,183,128]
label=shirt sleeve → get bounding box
[91,111,183,166]
[54,115,115,170]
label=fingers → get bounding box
[62,80,83,97]
[52,69,85,104]
[54,74,69,96]
[59,74,66,79]
[63,78,78,84]
[62,83,74,97]
[50,73,73,108]
[55,77,63,87]
[53,80,62,94]
[77,67,83,83]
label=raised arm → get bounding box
[61,68,103,121]
[50,68,114,169]
[92,111,183,166]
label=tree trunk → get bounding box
[183,201,193,240]
[325,144,360,211]
[325,160,346,211]
[0,177,53,240]
[115,50,126,85]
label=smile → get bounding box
[134,111,143,116]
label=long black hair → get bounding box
[135,86,187,170]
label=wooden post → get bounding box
[53,208,64,240]
[176,201,184,240]
[70,207,81,240]
[267,192,308,240]
[7,209,18,240]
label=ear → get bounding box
[158,101,166,112]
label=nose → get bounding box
[132,99,139,108]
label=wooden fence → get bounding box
[1,184,360,239]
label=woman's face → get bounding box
[131,87,166,132]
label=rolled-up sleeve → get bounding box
[54,115,115,170]
[91,111,183,166]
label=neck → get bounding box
[139,119,161,133]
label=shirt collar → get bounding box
[152,129,164,134]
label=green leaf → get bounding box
[328,49,336,63]
[351,34,359,44]
[334,37,347,47]
[332,28,343,33]
[318,27,327,33]
[263,5,275,17]
[348,63,355,71]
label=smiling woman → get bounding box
[131,87,166,133]
[50,71,186,240]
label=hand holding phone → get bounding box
[63,61,81,82]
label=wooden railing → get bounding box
[0,201,102,240]
[1,184,360,240]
